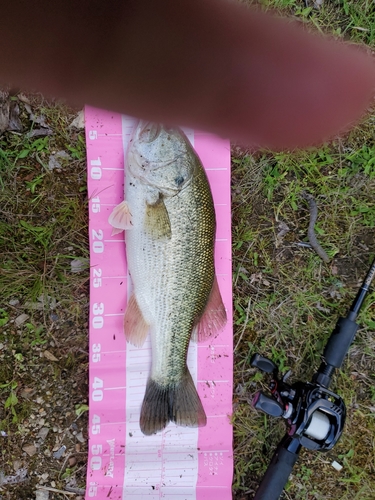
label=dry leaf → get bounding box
[43,350,58,362]
[22,444,37,457]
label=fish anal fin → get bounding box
[139,370,206,436]
[192,276,227,342]
[108,200,133,233]
[124,294,149,347]
[145,194,171,239]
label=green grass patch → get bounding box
[233,2,375,498]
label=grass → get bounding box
[0,1,375,499]
[232,2,375,498]
[0,96,89,497]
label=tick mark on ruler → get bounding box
[206,168,228,171]
[104,386,127,391]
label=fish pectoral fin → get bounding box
[144,194,171,240]
[108,200,133,234]
[140,370,206,436]
[192,276,227,342]
[124,294,150,347]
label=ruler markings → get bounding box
[86,110,233,500]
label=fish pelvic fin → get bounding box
[192,276,227,342]
[144,194,171,240]
[108,200,133,234]
[140,370,207,436]
[124,294,150,347]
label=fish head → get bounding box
[128,121,195,197]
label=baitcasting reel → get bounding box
[251,354,345,453]
[251,257,375,499]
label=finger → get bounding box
[1,1,374,148]
[103,0,374,149]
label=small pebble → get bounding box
[75,431,85,443]
[37,427,49,440]
[53,445,66,459]
[68,457,77,467]
[13,460,22,472]
[70,258,88,273]
[69,110,85,129]
[15,313,29,327]
[35,489,50,499]
[9,299,19,306]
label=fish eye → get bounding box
[175,176,185,186]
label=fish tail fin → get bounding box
[140,379,169,436]
[170,370,207,429]
[140,371,207,436]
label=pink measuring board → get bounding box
[85,107,233,500]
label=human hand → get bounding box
[1,0,374,149]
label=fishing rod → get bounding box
[251,257,375,500]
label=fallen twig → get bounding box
[301,192,330,263]
[36,485,78,496]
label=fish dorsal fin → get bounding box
[192,276,227,342]
[124,293,150,347]
[144,194,171,239]
[108,200,133,235]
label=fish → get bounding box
[109,121,227,435]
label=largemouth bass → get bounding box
[109,121,227,435]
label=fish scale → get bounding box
[128,155,215,384]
